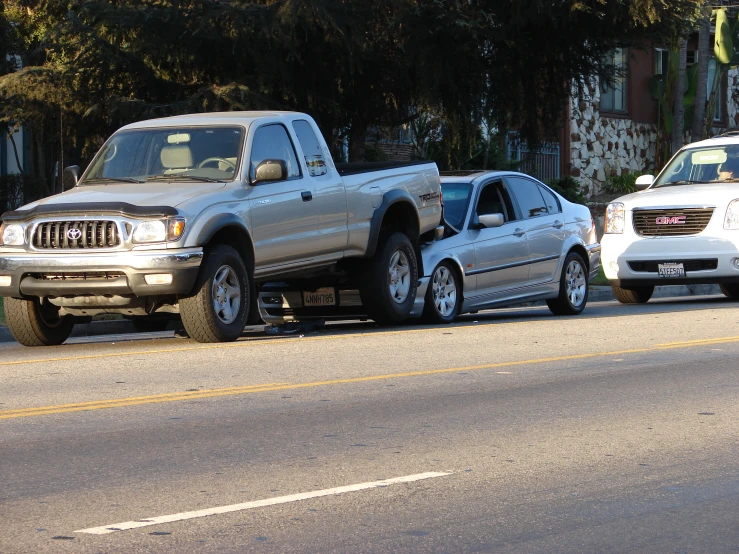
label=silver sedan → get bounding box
[412,170,601,323]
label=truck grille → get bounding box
[32,221,120,249]
[632,208,714,236]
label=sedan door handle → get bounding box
[513,228,526,237]
[301,191,313,202]
[553,220,564,229]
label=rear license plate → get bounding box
[658,262,685,278]
[303,287,336,307]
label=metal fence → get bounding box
[506,133,561,182]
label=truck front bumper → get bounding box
[0,248,203,298]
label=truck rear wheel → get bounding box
[5,297,75,347]
[180,245,251,343]
[361,232,418,324]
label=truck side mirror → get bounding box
[253,160,287,184]
[635,174,654,190]
[63,165,81,190]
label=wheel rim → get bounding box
[211,264,241,324]
[388,249,411,304]
[432,266,457,317]
[38,300,67,329]
[565,260,587,307]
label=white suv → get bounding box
[602,134,739,303]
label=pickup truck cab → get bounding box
[0,111,441,345]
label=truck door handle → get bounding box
[513,228,526,237]
[301,191,313,202]
[553,220,563,229]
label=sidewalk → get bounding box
[0,284,724,344]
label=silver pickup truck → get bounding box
[0,112,442,345]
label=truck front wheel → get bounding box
[361,232,418,324]
[180,245,251,343]
[5,297,75,347]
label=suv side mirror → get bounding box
[253,159,287,184]
[635,174,654,190]
[63,165,81,190]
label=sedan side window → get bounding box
[539,185,561,214]
[475,181,516,222]
[250,124,302,182]
[507,177,549,219]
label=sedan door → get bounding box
[468,180,530,299]
[504,176,565,285]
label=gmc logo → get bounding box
[655,216,686,225]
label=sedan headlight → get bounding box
[604,202,625,234]
[725,199,739,229]
[132,218,186,243]
[1,223,25,246]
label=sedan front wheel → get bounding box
[547,252,589,315]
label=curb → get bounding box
[0,284,725,344]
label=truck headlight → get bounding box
[1,223,25,246]
[133,221,166,243]
[132,218,186,243]
[725,199,739,229]
[605,202,625,234]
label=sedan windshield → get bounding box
[441,182,473,230]
[83,126,244,184]
[655,144,739,187]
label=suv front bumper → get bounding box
[0,248,203,298]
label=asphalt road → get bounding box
[2,295,739,553]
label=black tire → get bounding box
[720,284,739,299]
[360,232,418,324]
[131,317,172,333]
[423,261,461,323]
[611,284,654,304]
[547,252,589,315]
[4,296,74,347]
[179,244,251,342]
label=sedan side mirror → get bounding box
[635,174,654,190]
[253,159,287,184]
[63,165,81,190]
[478,213,505,228]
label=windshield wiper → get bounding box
[657,179,711,187]
[146,175,220,183]
[82,177,144,184]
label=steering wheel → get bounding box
[197,157,236,170]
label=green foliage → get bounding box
[602,172,640,195]
[546,176,587,205]
[0,173,49,211]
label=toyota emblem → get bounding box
[67,228,82,240]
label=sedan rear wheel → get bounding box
[547,252,589,315]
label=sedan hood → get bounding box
[616,183,739,208]
[14,182,226,212]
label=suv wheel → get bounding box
[611,284,654,304]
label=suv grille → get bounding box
[627,259,718,272]
[632,208,714,236]
[33,221,120,249]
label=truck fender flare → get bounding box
[365,189,421,260]
[194,214,255,268]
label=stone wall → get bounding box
[570,68,739,198]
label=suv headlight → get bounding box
[604,202,625,234]
[725,199,739,229]
[0,223,25,246]
[132,218,186,243]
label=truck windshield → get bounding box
[655,144,739,187]
[83,126,244,184]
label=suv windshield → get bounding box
[83,126,244,184]
[655,144,739,187]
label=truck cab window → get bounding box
[292,120,328,177]
[250,124,301,181]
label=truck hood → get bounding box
[616,183,739,209]
[16,182,226,212]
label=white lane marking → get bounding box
[75,471,453,535]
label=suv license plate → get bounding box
[303,287,336,307]
[658,262,685,278]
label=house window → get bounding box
[655,48,669,76]
[601,48,628,113]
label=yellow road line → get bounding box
[2,335,738,421]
